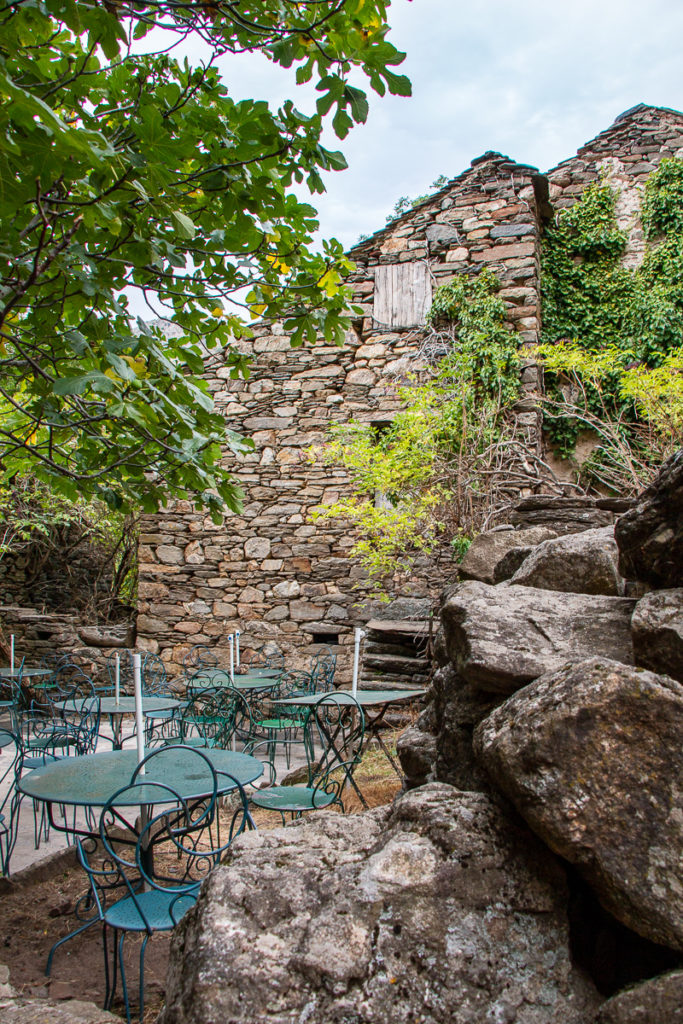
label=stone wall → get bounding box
[547,103,683,268]
[137,152,545,678]
[136,104,683,680]
[0,606,131,678]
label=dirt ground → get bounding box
[0,741,403,1022]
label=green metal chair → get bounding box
[249,694,365,821]
[174,686,252,749]
[76,745,250,1024]
[244,671,313,775]
[182,644,218,673]
[0,658,24,717]
[0,728,19,875]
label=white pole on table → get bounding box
[10,635,14,674]
[115,653,120,705]
[352,628,364,697]
[235,629,240,669]
[132,652,145,775]
[228,634,234,682]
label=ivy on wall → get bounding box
[310,270,523,592]
[427,267,521,405]
[540,158,683,460]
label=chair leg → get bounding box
[105,926,119,1012]
[118,931,132,1024]
[139,934,149,1024]
[102,924,113,1011]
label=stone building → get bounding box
[136,103,683,679]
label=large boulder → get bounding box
[510,495,616,535]
[474,658,683,952]
[429,664,501,791]
[631,589,683,682]
[594,969,683,1024]
[510,527,625,596]
[615,450,683,588]
[396,704,437,789]
[442,581,635,694]
[458,526,557,584]
[162,784,600,1024]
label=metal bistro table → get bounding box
[58,695,182,749]
[188,671,280,695]
[18,746,264,972]
[18,746,264,817]
[272,688,426,804]
[0,667,52,679]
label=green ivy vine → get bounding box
[427,267,520,404]
[540,158,683,457]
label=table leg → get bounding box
[109,713,124,750]
[364,705,404,778]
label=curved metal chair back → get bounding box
[140,652,168,695]
[186,667,231,691]
[79,746,230,1021]
[0,658,25,713]
[182,645,218,672]
[52,664,97,701]
[310,655,336,693]
[180,688,225,747]
[310,645,336,668]
[304,695,365,806]
[137,768,250,894]
[0,728,20,874]
[181,686,252,749]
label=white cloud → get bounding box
[126,0,683,312]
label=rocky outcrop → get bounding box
[162,784,600,1024]
[441,581,634,693]
[510,526,625,596]
[475,658,683,952]
[428,666,500,791]
[615,450,683,588]
[458,526,556,584]
[395,702,438,788]
[510,495,617,535]
[631,589,683,682]
[594,969,683,1024]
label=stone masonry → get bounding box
[136,104,683,680]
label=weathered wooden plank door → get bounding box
[373,263,432,329]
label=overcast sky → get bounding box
[212,0,683,249]
[133,0,683,317]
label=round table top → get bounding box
[18,747,263,807]
[188,675,278,693]
[191,667,280,682]
[273,688,426,707]
[58,695,181,715]
[0,666,52,678]
[237,666,281,678]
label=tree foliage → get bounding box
[0,0,410,515]
[0,477,138,618]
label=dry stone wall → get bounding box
[547,103,683,268]
[137,104,683,679]
[138,153,545,677]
